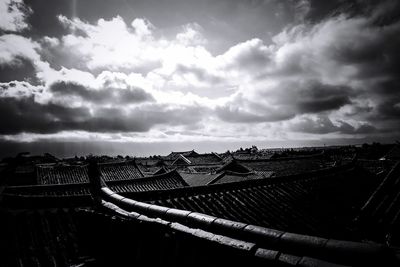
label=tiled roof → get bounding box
[3,161,397,266]
[179,172,221,186]
[93,163,398,266]
[356,162,400,244]
[239,157,333,177]
[254,170,275,178]
[108,170,188,193]
[99,160,144,181]
[208,171,264,185]
[382,144,400,160]
[164,150,198,160]
[37,164,89,185]
[185,153,223,165]
[172,164,223,173]
[165,152,222,166]
[3,169,188,199]
[36,160,144,185]
[0,208,90,267]
[128,165,378,240]
[171,154,191,165]
[232,154,273,160]
[216,159,252,174]
[153,166,168,175]
[355,159,396,175]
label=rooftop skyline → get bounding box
[1,0,399,158]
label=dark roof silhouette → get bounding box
[91,162,400,266]
[382,144,400,160]
[356,162,400,245]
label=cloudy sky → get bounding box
[0,0,399,157]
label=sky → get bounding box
[0,0,399,158]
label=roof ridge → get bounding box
[122,162,356,200]
[97,175,398,266]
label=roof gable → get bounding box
[171,154,191,165]
[216,159,252,174]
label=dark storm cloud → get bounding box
[0,94,206,134]
[0,96,90,134]
[290,116,377,135]
[215,106,264,123]
[24,0,74,38]
[294,82,352,113]
[215,104,294,123]
[49,81,154,104]
[218,80,354,124]
[0,56,38,83]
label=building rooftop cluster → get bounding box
[0,143,399,266]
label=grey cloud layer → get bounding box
[0,0,399,141]
[50,81,154,104]
[0,94,206,135]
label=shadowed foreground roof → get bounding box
[124,164,378,240]
[0,208,87,267]
[356,162,400,244]
[1,158,399,266]
[94,162,400,266]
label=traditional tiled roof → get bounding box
[186,165,222,173]
[3,169,188,201]
[125,164,378,240]
[37,164,89,185]
[93,163,399,266]
[254,170,275,178]
[164,150,198,160]
[153,166,168,175]
[381,144,400,160]
[355,159,396,175]
[208,171,264,185]
[184,153,223,165]
[356,162,400,245]
[99,160,144,181]
[232,153,273,161]
[0,208,90,267]
[179,172,221,186]
[171,154,192,165]
[36,160,144,185]
[108,170,188,193]
[2,160,398,266]
[215,159,252,174]
[239,157,333,177]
